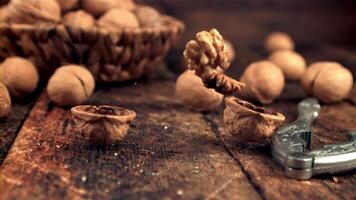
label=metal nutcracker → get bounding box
[271,98,356,180]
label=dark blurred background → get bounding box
[2,0,355,46]
[1,0,356,74]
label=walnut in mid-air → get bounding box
[182,29,285,144]
[183,29,245,95]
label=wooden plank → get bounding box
[0,102,33,164]
[205,94,356,200]
[202,41,356,200]
[0,79,261,200]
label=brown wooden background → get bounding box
[0,1,356,200]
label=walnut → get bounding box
[183,29,245,95]
[0,6,9,22]
[176,70,223,112]
[269,50,306,81]
[97,8,139,31]
[0,82,11,118]
[224,96,285,144]
[47,65,95,106]
[6,0,61,24]
[183,29,286,145]
[56,0,78,12]
[71,105,136,145]
[0,57,39,98]
[265,32,294,52]
[82,0,135,17]
[133,5,161,27]
[240,61,285,104]
[301,62,353,103]
[63,10,95,29]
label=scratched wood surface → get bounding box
[0,0,356,200]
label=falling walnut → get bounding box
[182,29,285,144]
[183,29,245,95]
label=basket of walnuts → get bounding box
[0,0,185,82]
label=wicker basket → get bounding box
[0,16,184,82]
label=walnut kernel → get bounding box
[0,57,39,98]
[47,65,95,106]
[183,29,245,95]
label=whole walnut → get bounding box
[7,0,61,24]
[269,50,306,81]
[63,10,95,29]
[47,65,95,106]
[0,57,39,98]
[0,6,9,21]
[240,61,285,104]
[82,0,135,17]
[0,82,11,118]
[133,5,161,27]
[224,96,285,144]
[265,32,294,53]
[98,8,139,31]
[56,0,78,12]
[176,70,223,112]
[301,62,353,103]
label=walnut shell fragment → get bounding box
[224,96,285,144]
[71,105,136,145]
[176,70,223,112]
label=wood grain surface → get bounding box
[0,1,355,199]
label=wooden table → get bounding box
[0,1,356,199]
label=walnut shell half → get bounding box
[223,96,285,144]
[71,105,136,145]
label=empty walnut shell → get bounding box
[224,96,285,144]
[71,105,136,145]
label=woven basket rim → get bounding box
[0,15,185,35]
